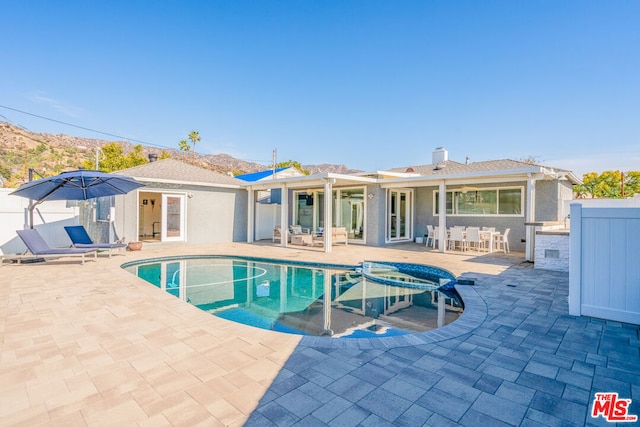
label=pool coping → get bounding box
[297,283,486,348]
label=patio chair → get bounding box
[15,229,98,265]
[425,225,434,247]
[448,227,466,251]
[465,227,486,252]
[494,228,510,253]
[273,226,282,243]
[311,227,348,246]
[64,225,127,257]
[430,226,440,248]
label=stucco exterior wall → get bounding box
[366,185,386,246]
[414,183,529,252]
[535,180,557,221]
[116,184,247,245]
[189,187,248,244]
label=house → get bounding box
[0,149,580,260]
[245,148,581,259]
[112,158,248,244]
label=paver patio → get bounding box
[1,242,638,426]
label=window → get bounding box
[434,187,522,216]
[95,196,114,221]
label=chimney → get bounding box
[148,153,158,162]
[432,147,448,164]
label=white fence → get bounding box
[0,189,79,255]
[569,203,640,324]
[254,203,281,241]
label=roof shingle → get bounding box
[116,158,244,187]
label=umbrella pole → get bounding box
[28,200,42,229]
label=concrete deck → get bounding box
[1,242,638,426]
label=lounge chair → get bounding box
[64,225,127,257]
[15,229,98,265]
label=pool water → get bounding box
[123,256,463,338]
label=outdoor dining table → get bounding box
[446,228,500,253]
[478,230,500,253]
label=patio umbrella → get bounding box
[10,169,145,228]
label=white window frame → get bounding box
[385,188,413,243]
[433,186,524,217]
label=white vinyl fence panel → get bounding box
[569,203,640,324]
[0,189,80,255]
[255,203,281,241]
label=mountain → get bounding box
[0,121,361,186]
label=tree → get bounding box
[188,131,201,153]
[159,150,172,160]
[574,170,640,198]
[81,143,147,172]
[277,160,310,175]
[178,139,190,152]
[517,155,542,165]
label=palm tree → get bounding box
[178,139,190,151]
[188,131,201,153]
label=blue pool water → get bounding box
[122,256,463,338]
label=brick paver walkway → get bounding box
[1,242,638,426]
[247,262,640,426]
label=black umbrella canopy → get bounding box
[10,169,145,202]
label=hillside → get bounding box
[0,121,360,187]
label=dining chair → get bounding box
[425,225,434,247]
[465,227,485,252]
[431,226,440,248]
[448,227,466,251]
[494,228,510,253]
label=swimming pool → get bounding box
[122,256,463,339]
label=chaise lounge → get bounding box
[15,229,98,265]
[64,225,127,257]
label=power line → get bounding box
[0,104,169,149]
[0,104,274,164]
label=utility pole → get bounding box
[272,149,277,179]
[621,171,625,198]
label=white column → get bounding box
[247,187,255,243]
[324,179,334,253]
[438,181,447,253]
[525,176,536,261]
[280,184,288,248]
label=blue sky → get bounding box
[1,1,638,177]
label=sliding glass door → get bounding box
[293,187,366,243]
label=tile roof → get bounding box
[116,158,245,187]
